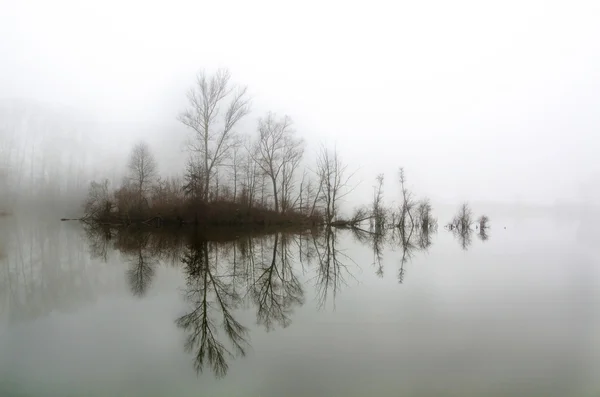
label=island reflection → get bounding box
[81,219,487,377]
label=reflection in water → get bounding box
[313,227,356,309]
[251,233,304,330]
[124,233,158,297]
[1,215,488,378]
[176,238,249,378]
[446,203,490,249]
[354,210,439,284]
[452,224,473,250]
[0,218,101,323]
[478,225,489,241]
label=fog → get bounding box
[2,0,600,215]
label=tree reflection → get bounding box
[176,238,249,378]
[83,221,113,262]
[122,232,157,297]
[1,218,109,324]
[450,222,473,250]
[76,216,490,379]
[477,225,489,242]
[446,203,490,249]
[390,211,437,283]
[313,227,356,309]
[251,233,304,330]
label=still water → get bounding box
[0,213,598,396]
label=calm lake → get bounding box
[0,211,598,397]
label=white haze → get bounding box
[1,0,600,211]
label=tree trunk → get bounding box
[271,176,279,213]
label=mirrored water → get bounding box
[0,213,598,396]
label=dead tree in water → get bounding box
[398,167,415,230]
[477,215,490,241]
[372,173,386,231]
[415,198,436,232]
[451,202,473,231]
[478,215,489,229]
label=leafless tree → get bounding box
[127,141,158,206]
[83,179,113,219]
[372,173,386,231]
[415,201,437,250]
[178,69,251,201]
[398,167,415,230]
[415,198,437,233]
[295,169,320,216]
[452,202,473,231]
[250,112,304,213]
[240,150,259,208]
[477,215,490,241]
[315,144,356,224]
[182,155,205,201]
[478,215,490,229]
[226,141,243,203]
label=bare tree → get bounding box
[127,141,158,206]
[315,144,355,224]
[250,112,304,213]
[240,150,258,208]
[415,198,437,232]
[372,173,386,230]
[227,142,242,203]
[398,167,415,229]
[83,179,113,219]
[178,69,251,201]
[452,202,473,231]
[296,169,320,215]
[478,215,490,229]
[182,155,205,202]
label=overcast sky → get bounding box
[2,0,600,206]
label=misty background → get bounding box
[2,0,600,215]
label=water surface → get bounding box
[0,213,598,396]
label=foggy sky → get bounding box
[2,0,600,206]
